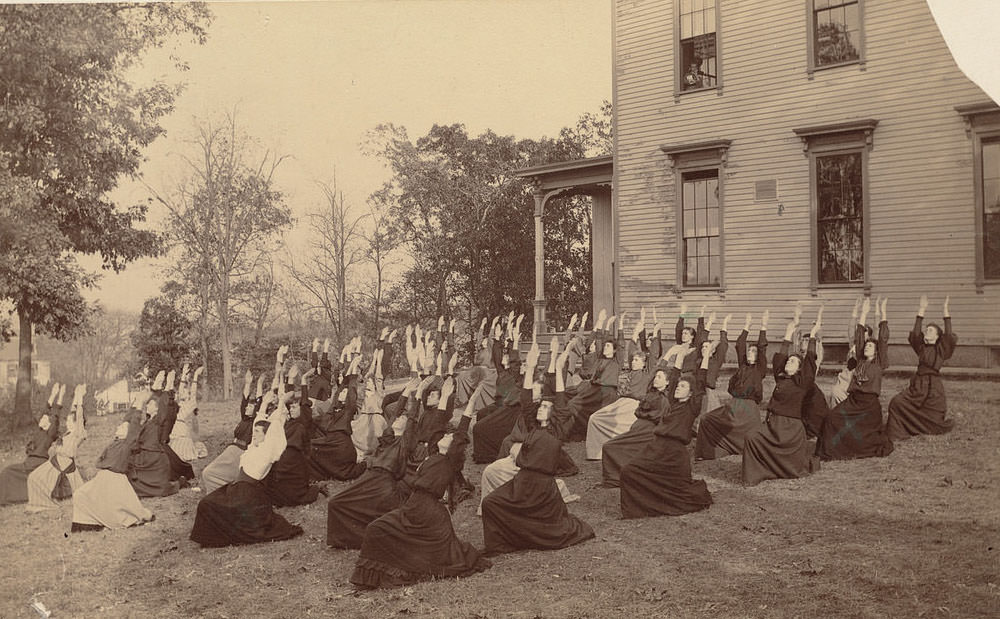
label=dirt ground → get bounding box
[1,375,998,619]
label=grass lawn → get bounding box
[1,375,998,618]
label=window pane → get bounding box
[845,3,859,33]
[686,238,698,258]
[849,217,864,249]
[984,141,1000,184]
[850,249,864,282]
[693,11,704,36]
[709,255,721,285]
[707,178,718,207]
[709,235,719,256]
[816,0,830,8]
[681,13,691,39]
[686,256,698,285]
[708,207,719,236]
[695,207,706,236]
[683,181,694,208]
[986,179,1000,215]
[696,236,708,257]
[986,211,1000,279]
[697,256,710,284]
[681,0,692,14]
[692,0,703,12]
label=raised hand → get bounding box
[525,341,541,369]
[861,296,871,318]
[761,309,770,330]
[679,303,688,317]
[881,297,888,321]
[479,316,488,333]
[379,327,389,341]
[566,313,578,333]
[606,314,616,331]
[440,376,455,403]
[388,328,398,343]
[323,338,330,354]
[312,337,320,352]
[301,367,315,386]
[181,363,191,384]
[699,304,707,318]
[943,295,950,317]
[437,315,445,332]
[549,335,560,357]
[48,382,60,407]
[618,312,626,334]
[579,311,589,332]
[255,375,265,398]
[165,370,176,392]
[722,314,732,332]
[810,306,824,338]
[744,313,752,331]
[448,352,458,376]
[287,363,300,385]
[57,383,67,407]
[597,308,607,328]
[793,302,803,326]
[152,370,165,391]
[918,294,928,316]
[705,311,716,331]
[449,317,456,332]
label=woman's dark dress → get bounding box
[0,408,60,505]
[128,409,178,498]
[695,329,767,460]
[310,379,367,481]
[886,316,958,440]
[601,385,670,488]
[742,338,822,486]
[350,415,490,589]
[619,367,712,518]
[327,413,416,549]
[481,427,594,554]
[266,385,320,506]
[816,322,894,460]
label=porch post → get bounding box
[532,185,547,332]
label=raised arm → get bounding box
[940,295,957,360]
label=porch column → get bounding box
[532,186,547,332]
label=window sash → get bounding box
[675,0,721,96]
[679,169,723,287]
[809,147,869,289]
[806,0,865,76]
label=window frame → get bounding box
[674,0,723,101]
[805,0,866,78]
[957,103,1000,291]
[794,120,877,293]
[661,139,732,292]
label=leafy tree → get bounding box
[365,103,612,350]
[131,286,194,378]
[0,3,211,418]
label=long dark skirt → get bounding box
[472,403,520,464]
[129,447,178,498]
[327,468,411,549]
[887,374,953,440]
[0,454,47,506]
[165,442,195,481]
[190,476,303,547]
[742,415,820,486]
[601,418,657,487]
[309,432,367,481]
[694,398,762,460]
[350,489,491,589]
[620,437,712,519]
[816,391,894,460]
[567,383,618,440]
[481,469,594,555]
[801,386,831,439]
[265,447,320,506]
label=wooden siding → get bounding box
[612,0,1000,360]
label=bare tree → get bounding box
[285,173,368,339]
[358,204,399,333]
[149,112,291,399]
[48,305,137,390]
[233,253,279,347]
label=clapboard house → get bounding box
[522,0,999,367]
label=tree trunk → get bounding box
[220,310,232,400]
[14,313,33,420]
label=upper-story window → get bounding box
[676,0,720,97]
[807,0,865,76]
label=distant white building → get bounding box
[95,378,135,414]
[0,334,50,391]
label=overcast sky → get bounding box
[81,0,998,314]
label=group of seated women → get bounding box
[1,293,959,591]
